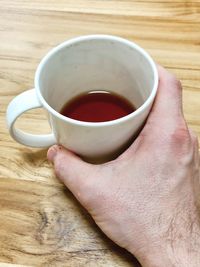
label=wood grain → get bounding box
[0,0,200,266]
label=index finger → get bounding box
[147,65,184,128]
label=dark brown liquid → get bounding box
[60,91,135,123]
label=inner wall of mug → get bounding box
[38,37,155,113]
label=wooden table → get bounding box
[1,1,200,266]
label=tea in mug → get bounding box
[60,90,135,122]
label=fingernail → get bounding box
[47,145,60,162]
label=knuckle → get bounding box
[192,135,199,150]
[168,73,181,86]
[53,154,68,179]
[174,78,182,89]
[169,127,192,156]
[54,160,63,178]
[165,125,193,159]
[170,126,190,144]
[77,176,97,205]
[168,74,182,92]
[190,129,198,143]
[167,119,190,147]
[188,129,199,152]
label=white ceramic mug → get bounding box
[6,35,158,161]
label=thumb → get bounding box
[47,145,96,202]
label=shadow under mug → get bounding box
[6,35,158,162]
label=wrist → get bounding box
[136,240,200,267]
[130,224,200,267]
[132,244,175,267]
[128,206,200,267]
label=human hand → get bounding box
[47,66,200,267]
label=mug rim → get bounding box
[35,34,158,127]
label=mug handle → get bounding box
[6,89,56,147]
